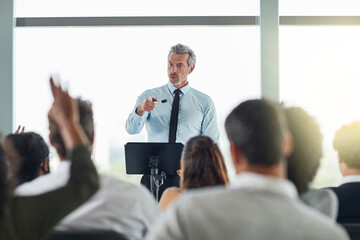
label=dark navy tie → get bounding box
[169,89,181,143]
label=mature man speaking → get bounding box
[126,43,220,196]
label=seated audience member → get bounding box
[146,99,349,240]
[158,135,229,210]
[15,99,160,240]
[3,132,50,187]
[0,78,99,240]
[285,107,338,220]
[331,121,360,223]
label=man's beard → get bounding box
[169,74,180,85]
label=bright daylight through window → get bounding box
[12,0,360,187]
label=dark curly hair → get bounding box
[5,132,49,185]
[181,136,229,189]
[285,107,323,194]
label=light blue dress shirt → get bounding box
[126,82,220,145]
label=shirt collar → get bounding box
[57,160,71,174]
[339,175,360,186]
[230,172,298,199]
[167,81,190,95]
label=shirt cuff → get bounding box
[133,109,146,124]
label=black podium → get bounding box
[124,142,184,201]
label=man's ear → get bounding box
[40,158,50,176]
[338,152,343,164]
[188,65,195,74]
[230,141,243,173]
[90,132,95,147]
[283,132,293,157]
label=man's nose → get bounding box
[170,65,177,73]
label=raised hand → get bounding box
[49,77,79,128]
[15,125,25,134]
[136,97,158,116]
[48,77,88,149]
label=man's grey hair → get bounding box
[168,43,196,69]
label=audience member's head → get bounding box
[333,121,360,175]
[225,99,290,174]
[3,132,49,186]
[285,107,323,194]
[180,135,229,189]
[48,99,94,159]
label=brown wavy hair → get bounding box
[181,136,229,189]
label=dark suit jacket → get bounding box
[330,182,360,223]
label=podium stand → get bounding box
[124,142,184,201]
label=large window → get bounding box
[15,0,259,17]
[280,26,360,187]
[15,26,260,182]
[10,0,360,188]
[280,0,360,15]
